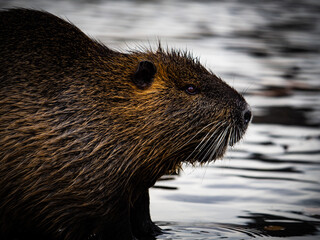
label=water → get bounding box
[1,0,319,239]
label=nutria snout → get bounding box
[0,8,251,240]
[243,105,253,125]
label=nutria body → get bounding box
[0,9,251,240]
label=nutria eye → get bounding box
[185,84,198,95]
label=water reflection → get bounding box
[240,212,319,237]
[155,212,320,239]
[1,0,320,239]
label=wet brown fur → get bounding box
[0,9,250,240]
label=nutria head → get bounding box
[95,47,252,187]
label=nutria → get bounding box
[0,8,252,240]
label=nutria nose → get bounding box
[243,105,252,125]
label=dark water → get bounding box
[1,0,319,239]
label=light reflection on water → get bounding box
[1,0,319,239]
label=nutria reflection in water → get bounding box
[0,9,251,240]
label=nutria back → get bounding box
[0,8,251,240]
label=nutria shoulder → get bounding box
[0,8,251,240]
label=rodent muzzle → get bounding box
[226,100,252,148]
[242,104,252,126]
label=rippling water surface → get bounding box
[1,0,319,239]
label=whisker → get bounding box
[227,126,233,146]
[201,125,226,162]
[184,122,221,162]
[208,126,229,162]
[179,121,218,150]
[193,125,221,161]
[176,116,244,164]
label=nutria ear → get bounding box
[133,61,157,89]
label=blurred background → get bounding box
[1,0,319,239]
